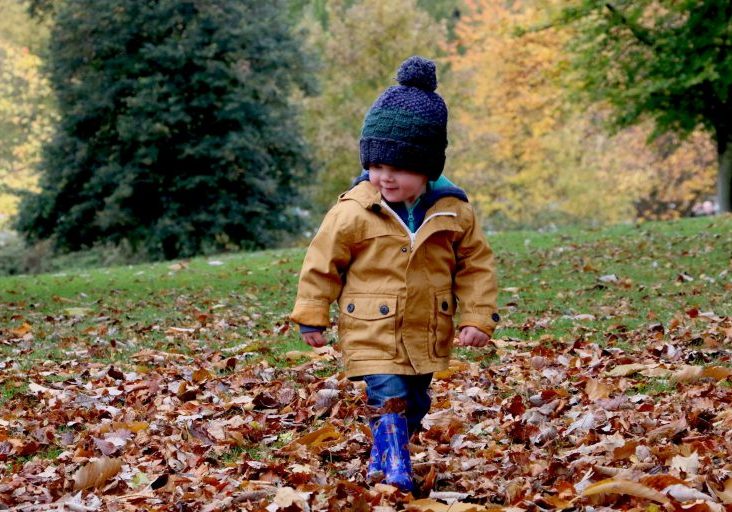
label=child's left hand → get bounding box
[457,326,491,347]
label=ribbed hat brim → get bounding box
[360,138,445,181]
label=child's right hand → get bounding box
[302,331,328,347]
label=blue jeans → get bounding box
[364,373,433,435]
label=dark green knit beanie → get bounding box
[359,56,448,181]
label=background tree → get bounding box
[0,1,54,229]
[299,0,447,212]
[447,0,715,229]
[559,0,732,212]
[16,0,315,259]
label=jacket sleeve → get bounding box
[290,204,352,327]
[454,206,499,336]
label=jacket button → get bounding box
[491,312,501,322]
[401,247,408,253]
[379,304,389,315]
[441,301,449,311]
[347,303,355,313]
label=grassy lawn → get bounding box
[1,215,730,373]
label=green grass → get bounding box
[0,380,29,406]
[627,377,677,397]
[1,215,730,368]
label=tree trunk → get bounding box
[717,127,732,213]
[719,146,732,213]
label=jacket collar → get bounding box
[339,180,383,210]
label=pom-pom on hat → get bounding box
[360,56,448,181]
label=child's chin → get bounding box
[382,191,402,201]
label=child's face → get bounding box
[368,163,428,205]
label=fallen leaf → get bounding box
[710,478,732,504]
[64,307,92,317]
[582,479,671,505]
[9,323,32,337]
[606,363,653,377]
[72,456,122,490]
[670,452,699,475]
[269,486,311,512]
[285,424,342,452]
[585,379,610,401]
[566,412,595,434]
[662,484,714,502]
[701,366,732,381]
[672,365,704,382]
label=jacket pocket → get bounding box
[432,289,456,358]
[339,295,398,361]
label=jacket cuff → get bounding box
[290,299,331,327]
[299,324,326,334]
[459,311,500,336]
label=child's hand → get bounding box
[457,326,491,347]
[302,331,328,347]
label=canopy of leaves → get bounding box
[299,0,447,213]
[16,0,316,259]
[560,0,732,210]
[563,1,732,139]
[0,2,54,229]
[446,0,716,229]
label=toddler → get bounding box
[290,56,498,492]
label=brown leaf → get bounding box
[640,474,687,490]
[701,366,732,381]
[585,379,610,401]
[606,363,654,377]
[406,498,492,511]
[285,423,342,453]
[9,323,32,337]
[92,437,118,456]
[506,395,526,416]
[582,478,671,506]
[192,368,212,383]
[670,452,699,475]
[272,486,311,510]
[710,478,732,504]
[107,366,124,380]
[672,365,704,382]
[612,440,638,461]
[72,456,122,490]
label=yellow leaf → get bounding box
[192,368,212,383]
[582,478,670,505]
[111,421,149,433]
[711,478,732,504]
[64,307,92,317]
[671,365,704,382]
[285,423,342,452]
[9,323,32,337]
[72,457,122,490]
[585,379,610,400]
[406,499,487,512]
[606,364,652,377]
[701,366,732,381]
[434,359,470,380]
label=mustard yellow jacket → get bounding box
[290,181,498,378]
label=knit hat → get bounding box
[359,56,448,181]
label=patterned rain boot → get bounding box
[366,417,383,481]
[372,413,413,492]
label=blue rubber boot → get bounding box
[366,418,383,481]
[372,413,413,492]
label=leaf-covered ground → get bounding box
[1,215,731,511]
